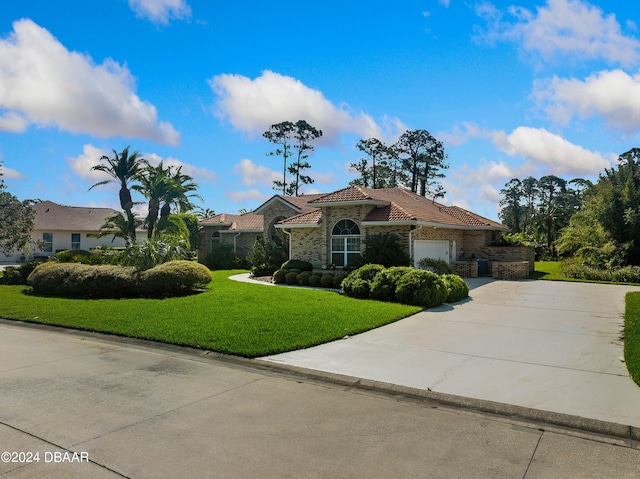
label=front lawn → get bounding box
[0,270,421,358]
[625,292,640,386]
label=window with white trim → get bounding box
[42,233,53,253]
[330,219,360,267]
[71,233,81,250]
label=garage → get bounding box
[413,240,450,268]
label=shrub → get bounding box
[248,235,288,277]
[361,233,411,267]
[281,259,313,272]
[308,274,322,287]
[53,249,92,263]
[0,259,47,285]
[395,269,448,308]
[441,274,469,303]
[333,272,347,288]
[285,271,299,285]
[27,262,139,298]
[140,261,212,296]
[370,266,413,302]
[297,272,311,286]
[117,238,191,270]
[341,264,385,299]
[273,268,289,284]
[203,242,245,271]
[320,273,335,288]
[341,277,371,299]
[417,257,455,275]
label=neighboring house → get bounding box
[198,212,263,260]
[275,185,508,269]
[0,200,145,263]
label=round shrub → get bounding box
[0,259,47,285]
[281,259,313,272]
[353,263,386,282]
[308,274,322,287]
[140,260,212,296]
[53,249,92,263]
[342,277,371,299]
[395,269,448,308]
[272,268,289,284]
[370,266,413,302]
[333,272,347,288]
[297,272,311,286]
[441,274,469,303]
[285,271,299,285]
[320,273,335,288]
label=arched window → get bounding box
[331,219,361,267]
[211,231,220,245]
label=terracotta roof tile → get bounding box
[200,212,263,231]
[278,209,322,225]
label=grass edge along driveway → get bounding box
[0,270,421,358]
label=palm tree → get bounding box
[159,166,202,220]
[134,161,170,239]
[134,162,202,239]
[89,146,143,244]
[98,212,143,244]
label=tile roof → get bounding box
[277,186,506,229]
[33,201,121,231]
[200,212,263,231]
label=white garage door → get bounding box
[413,240,449,268]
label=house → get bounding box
[0,200,146,263]
[273,186,508,270]
[198,212,263,260]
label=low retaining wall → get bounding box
[466,246,535,272]
[452,261,478,278]
[492,261,530,280]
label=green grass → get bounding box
[531,261,564,280]
[0,270,421,358]
[625,292,640,387]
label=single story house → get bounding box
[0,200,145,263]
[275,186,508,270]
[198,212,263,260]
[253,193,326,240]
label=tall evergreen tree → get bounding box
[394,129,448,198]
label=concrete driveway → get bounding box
[265,279,640,428]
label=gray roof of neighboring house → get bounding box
[33,201,121,232]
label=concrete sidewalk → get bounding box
[1,321,639,478]
[265,279,640,428]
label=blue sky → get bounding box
[1,0,639,220]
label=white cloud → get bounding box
[0,111,28,132]
[128,0,192,25]
[439,0,451,7]
[0,163,25,180]
[225,189,268,203]
[492,126,612,176]
[67,144,111,182]
[209,70,405,143]
[475,0,640,66]
[143,153,217,183]
[232,158,279,187]
[533,69,640,135]
[0,19,179,144]
[437,122,493,146]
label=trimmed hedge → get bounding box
[342,264,469,309]
[0,259,47,285]
[370,266,413,302]
[395,270,448,308]
[281,259,313,272]
[27,260,212,298]
[441,274,469,303]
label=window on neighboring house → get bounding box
[71,233,81,250]
[330,219,361,267]
[43,233,53,253]
[211,231,220,245]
